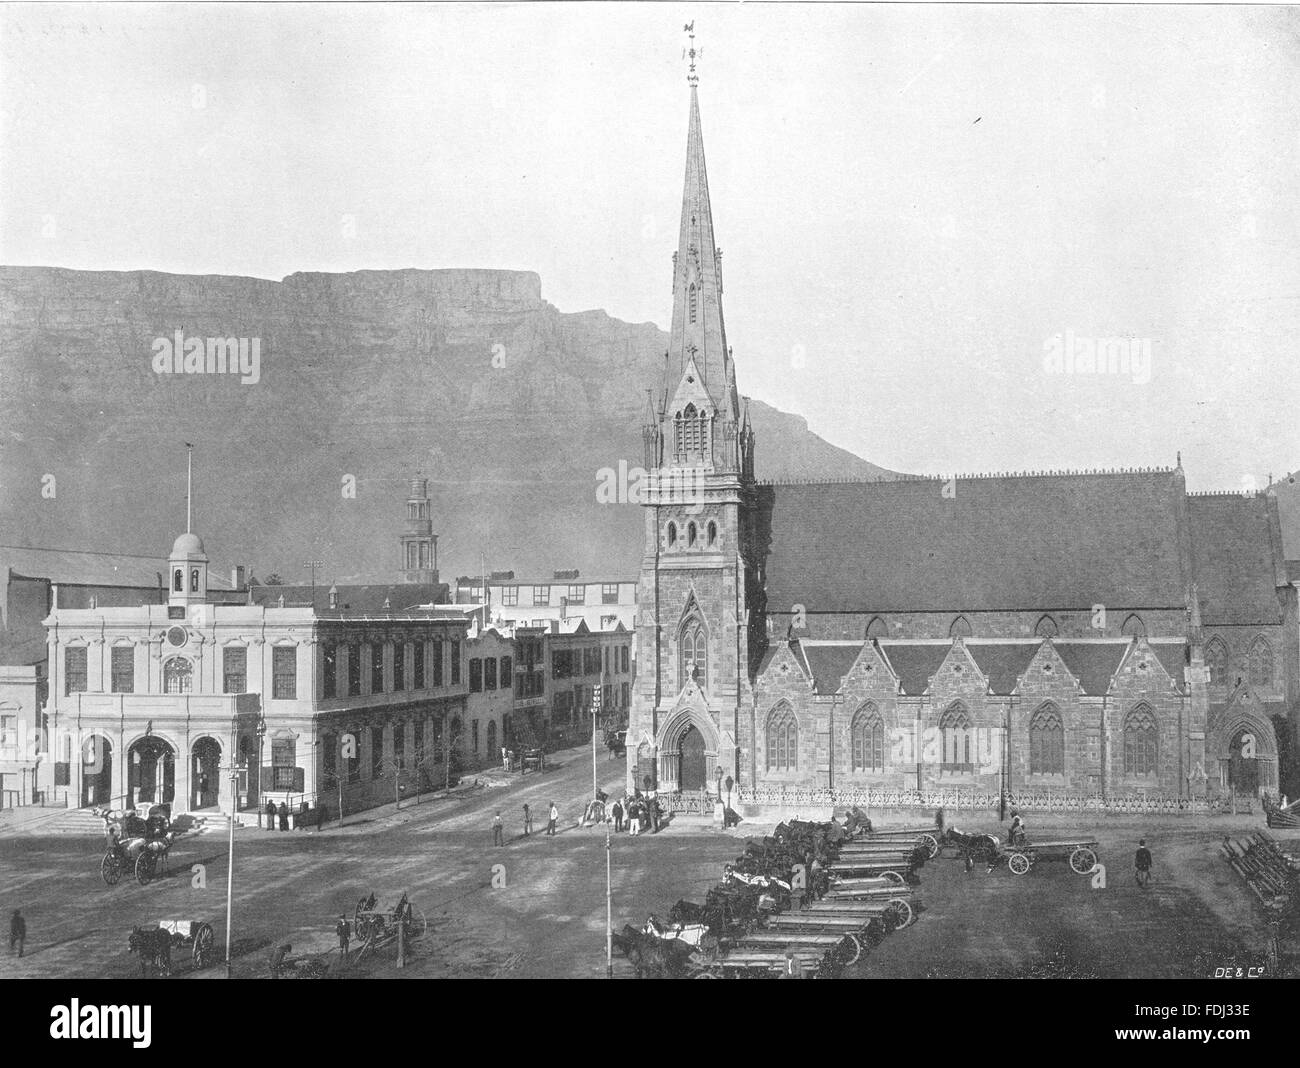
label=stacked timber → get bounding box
[1220,831,1299,914]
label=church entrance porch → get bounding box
[679,725,707,790]
[128,737,175,808]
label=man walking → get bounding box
[9,909,26,958]
[493,810,504,846]
[335,914,351,959]
[1135,838,1153,888]
[546,801,558,836]
[522,802,533,837]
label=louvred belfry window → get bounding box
[675,404,710,463]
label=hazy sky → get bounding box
[3,3,1298,489]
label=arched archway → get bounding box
[679,725,707,790]
[656,708,719,793]
[192,737,221,809]
[128,736,176,807]
[81,734,112,807]
[1210,698,1278,797]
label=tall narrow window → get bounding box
[431,641,443,687]
[451,641,461,684]
[371,643,385,693]
[347,644,361,696]
[1028,703,1064,775]
[111,646,136,694]
[667,522,677,548]
[470,658,483,693]
[851,704,885,772]
[173,569,183,593]
[222,646,246,695]
[413,641,425,689]
[766,703,799,771]
[485,657,497,691]
[688,282,697,323]
[272,646,297,700]
[393,642,406,691]
[65,647,88,695]
[323,645,337,699]
[680,617,707,690]
[1249,637,1274,688]
[939,703,972,770]
[707,521,717,547]
[1204,637,1227,686]
[371,726,384,778]
[190,568,200,593]
[1123,704,1158,776]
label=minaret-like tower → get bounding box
[630,27,756,797]
[399,477,439,585]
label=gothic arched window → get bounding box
[173,569,183,593]
[667,521,677,548]
[164,657,193,695]
[190,568,200,593]
[680,616,707,690]
[707,521,717,547]
[767,703,798,771]
[1029,702,1064,775]
[674,403,710,463]
[940,702,972,769]
[1123,704,1158,776]
[949,616,972,639]
[687,522,697,547]
[1204,637,1228,686]
[1249,637,1274,688]
[851,704,885,772]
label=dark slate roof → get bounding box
[966,643,1040,695]
[248,583,447,614]
[1187,494,1283,625]
[755,471,1185,613]
[800,642,863,694]
[1148,642,1188,688]
[5,547,234,589]
[877,644,949,695]
[1053,642,1129,695]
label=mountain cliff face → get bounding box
[0,266,892,582]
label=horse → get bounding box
[942,827,1001,863]
[128,926,173,978]
[611,924,695,978]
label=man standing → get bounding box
[277,801,289,831]
[335,915,351,959]
[611,797,624,833]
[1135,839,1153,888]
[493,810,504,847]
[522,802,532,837]
[264,799,276,831]
[9,909,25,958]
[547,801,558,836]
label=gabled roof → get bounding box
[1187,494,1283,625]
[1053,642,1129,696]
[966,643,1041,695]
[248,582,446,614]
[876,644,950,696]
[800,642,863,695]
[756,471,1185,614]
[1146,641,1188,688]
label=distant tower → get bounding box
[169,443,208,609]
[399,477,439,584]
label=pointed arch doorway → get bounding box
[679,725,707,790]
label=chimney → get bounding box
[232,565,246,590]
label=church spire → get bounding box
[664,24,736,426]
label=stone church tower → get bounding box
[628,63,756,798]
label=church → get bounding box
[628,63,1297,813]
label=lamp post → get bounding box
[224,716,241,979]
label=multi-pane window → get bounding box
[323,644,338,698]
[413,641,425,689]
[393,642,406,691]
[272,646,297,700]
[269,736,297,789]
[533,585,550,607]
[485,657,497,691]
[65,647,88,695]
[1029,703,1065,775]
[852,706,885,772]
[940,704,972,769]
[501,586,519,606]
[348,644,362,696]
[1249,638,1274,688]
[500,656,512,685]
[111,646,136,694]
[222,646,246,695]
[680,620,707,689]
[450,642,461,685]
[371,643,385,694]
[767,704,798,771]
[1204,638,1227,686]
[1124,705,1158,776]
[371,726,384,778]
[432,641,443,686]
[620,646,630,673]
[163,657,192,695]
[602,584,619,605]
[469,658,483,693]
[567,585,585,605]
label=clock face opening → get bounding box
[166,626,188,648]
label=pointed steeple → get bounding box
[665,81,737,425]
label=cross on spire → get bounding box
[683,21,701,86]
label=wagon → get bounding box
[828,852,920,884]
[694,948,828,979]
[807,895,919,929]
[353,890,428,948]
[99,804,177,886]
[727,928,861,969]
[1002,837,1100,876]
[762,910,899,950]
[852,824,942,860]
[127,918,217,976]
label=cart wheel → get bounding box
[403,904,428,941]
[882,870,904,885]
[918,833,940,860]
[1008,852,1030,876]
[101,852,123,886]
[135,850,157,885]
[887,898,915,929]
[1069,847,1097,875]
[354,895,368,930]
[192,923,215,968]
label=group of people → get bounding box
[494,801,561,844]
[611,793,661,836]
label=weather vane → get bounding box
[683,21,701,86]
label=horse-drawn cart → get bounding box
[850,824,942,860]
[1002,837,1100,876]
[127,919,216,977]
[99,804,177,886]
[353,891,427,949]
